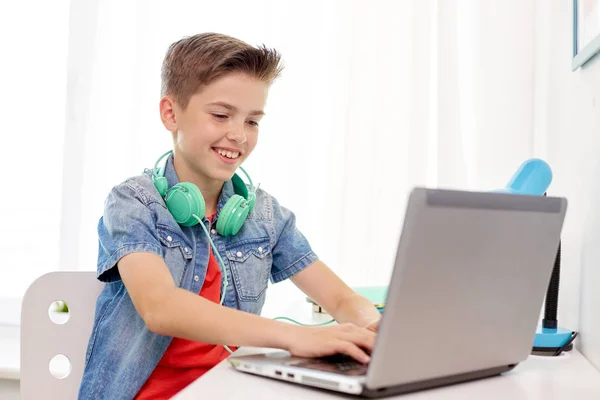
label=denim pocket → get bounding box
[157,225,193,285]
[225,237,272,302]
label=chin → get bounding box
[211,170,236,183]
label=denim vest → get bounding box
[78,154,317,399]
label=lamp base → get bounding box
[532,326,574,355]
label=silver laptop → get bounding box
[229,187,567,398]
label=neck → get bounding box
[172,153,223,217]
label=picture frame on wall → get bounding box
[573,0,600,70]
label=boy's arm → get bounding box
[119,252,289,348]
[291,260,382,331]
[118,252,376,363]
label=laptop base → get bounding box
[361,364,518,398]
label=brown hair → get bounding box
[161,32,283,109]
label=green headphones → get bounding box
[151,150,256,236]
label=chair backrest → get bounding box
[20,271,104,400]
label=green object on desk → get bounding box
[354,286,388,308]
[307,286,388,313]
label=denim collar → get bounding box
[163,152,235,220]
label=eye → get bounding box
[247,120,259,127]
[212,114,228,120]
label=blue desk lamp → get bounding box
[494,159,577,356]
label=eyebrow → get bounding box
[207,101,265,116]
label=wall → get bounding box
[534,0,600,370]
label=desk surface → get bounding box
[174,304,600,399]
[174,347,600,399]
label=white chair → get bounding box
[20,271,104,400]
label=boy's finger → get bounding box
[336,342,370,364]
[342,329,376,351]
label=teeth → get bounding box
[215,148,240,159]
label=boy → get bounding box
[78,33,381,399]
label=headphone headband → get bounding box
[237,166,254,193]
[154,150,175,179]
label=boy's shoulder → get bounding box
[106,170,165,208]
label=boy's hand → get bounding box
[284,323,375,364]
[365,317,381,332]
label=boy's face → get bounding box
[161,72,269,184]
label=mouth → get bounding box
[212,147,241,164]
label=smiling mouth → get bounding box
[212,147,241,160]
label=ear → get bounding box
[159,96,178,132]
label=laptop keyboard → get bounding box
[294,354,368,376]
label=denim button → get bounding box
[166,236,173,242]
[194,275,199,282]
[184,247,190,254]
[236,251,243,257]
[258,247,263,253]
[211,229,216,235]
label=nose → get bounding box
[226,122,247,144]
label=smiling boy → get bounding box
[78,33,381,399]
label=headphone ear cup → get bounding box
[231,172,257,212]
[153,176,168,197]
[164,182,205,226]
[216,195,250,236]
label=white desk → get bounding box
[175,347,600,399]
[174,305,600,400]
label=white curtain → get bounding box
[0,0,70,303]
[0,0,539,320]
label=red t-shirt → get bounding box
[135,225,234,399]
